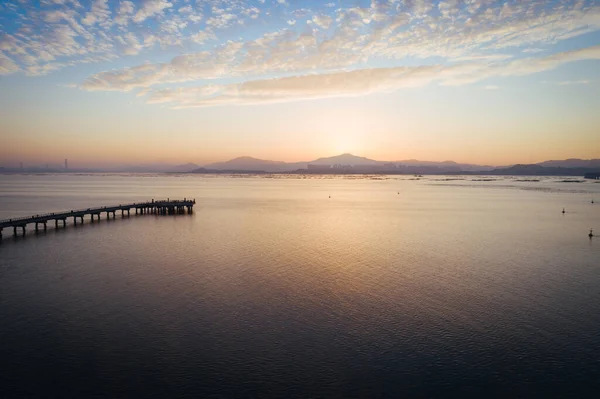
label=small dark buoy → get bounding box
[397,192,399,194]
[562,208,565,214]
[590,229,594,238]
[329,195,331,199]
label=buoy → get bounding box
[590,229,594,238]
[562,208,565,214]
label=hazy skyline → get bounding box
[1,0,599,167]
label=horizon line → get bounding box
[2,153,599,170]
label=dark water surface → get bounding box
[1,174,599,398]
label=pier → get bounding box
[0,199,195,239]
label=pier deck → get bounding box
[0,199,195,239]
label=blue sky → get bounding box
[0,0,599,166]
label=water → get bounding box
[1,174,599,397]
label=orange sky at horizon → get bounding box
[2,131,599,168]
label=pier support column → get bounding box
[55,220,58,228]
[35,223,39,233]
[73,216,77,226]
[43,222,47,231]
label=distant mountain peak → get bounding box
[310,153,379,165]
[231,156,261,161]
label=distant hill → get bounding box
[39,155,595,175]
[195,153,494,173]
[537,159,600,168]
[202,156,297,172]
[484,164,600,176]
[310,153,379,166]
[395,159,494,172]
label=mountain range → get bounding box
[2,154,599,175]
[199,153,496,173]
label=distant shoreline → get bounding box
[1,170,599,179]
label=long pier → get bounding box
[0,199,195,239]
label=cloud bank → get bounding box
[1,0,599,106]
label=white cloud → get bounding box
[191,30,215,44]
[0,0,599,86]
[242,7,260,20]
[206,12,237,29]
[0,53,20,75]
[557,80,591,85]
[82,0,111,26]
[116,32,143,55]
[133,0,173,24]
[115,1,135,26]
[311,14,333,29]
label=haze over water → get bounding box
[1,174,600,397]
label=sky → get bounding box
[0,0,599,168]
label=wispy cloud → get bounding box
[133,46,600,108]
[555,80,592,85]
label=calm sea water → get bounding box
[1,174,599,398]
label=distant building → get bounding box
[333,164,353,169]
[307,164,332,171]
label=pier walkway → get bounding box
[0,199,195,239]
